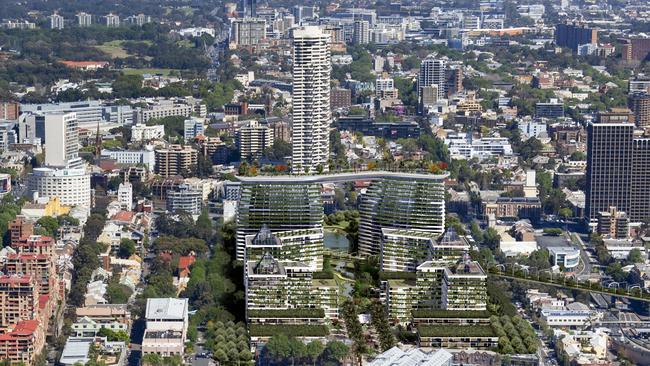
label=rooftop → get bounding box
[145,298,188,320]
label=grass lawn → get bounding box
[95,40,153,59]
[121,68,178,76]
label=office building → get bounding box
[535,99,565,119]
[482,197,542,222]
[43,112,80,168]
[105,13,120,28]
[621,37,650,62]
[28,167,91,208]
[134,102,197,124]
[142,298,188,357]
[292,6,317,24]
[555,22,598,52]
[359,176,446,256]
[239,0,257,17]
[353,20,370,44]
[166,184,203,215]
[183,117,205,141]
[418,56,447,106]
[76,12,92,27]
[629,92,650,128]
[154,145,198,177]
[291,26,332,174]
[50,13,64,30]
[117,182,132,210]
[237,120,274,161]
[236,182,323,260]
[230,18,266,47]
[631,138,650,222]
[21,101,105,129]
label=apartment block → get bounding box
[0,275,39,332]
[154,145,198,177]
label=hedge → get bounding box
[248,308,325,318]
[379,271,417,280]
[411,309,491,319]
[313,271,334,279]
[417,325,497,338]
[249,324,329,337]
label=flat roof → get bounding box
[145,298,188,320]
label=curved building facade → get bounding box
[28,167,91,208]
[359,177,446,256]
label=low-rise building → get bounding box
[548,246,580,272]
[141,298,188,357]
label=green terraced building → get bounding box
[236,182,324,260]
[245,225,324,271]
[359,177,446,256]
[380,227,470,272]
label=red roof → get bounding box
[178,256,196,270]
[111,211,134,222]
[7,253,49,261]
[38,295,49,310]
[0,275,33,284]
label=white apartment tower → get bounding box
[50,13,64,30]
[118,182,133,210]
[291,26,332,174]
[76,12,92,27]
[105,13,120,27]
[417,56,447,103]
[44,112,80,168]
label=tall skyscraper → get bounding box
[291,26,331,174]
[418,56,447,110]
[585,110,650,223]
[44,112,80,168]
[239,0,257,17]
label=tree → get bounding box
[324,340,349,363]
[36,216,59,237]
[558,207,572,220]
[628,248,643,264]
[305,340,324,366]
[266,334,291,361]
[118,238,136,258]
[484,228,501,251]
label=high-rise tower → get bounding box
[291,26,331,174]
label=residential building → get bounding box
[101,148,156,171]
[5,253,56,297]
[236,182,323,260]
[28,167,91,208]
[245,226,323,271]
[482,197,542,222]
[359,176,447,256]
[44,112,80,168]
[105,13,120,27]
[142,298,188,357]
[330,88,352,110]
[418,56,447,107]
[444,132,513,160]
[166,184,203,215]
[442,258,488,311]
[629,92,650,128]
[352,20,370,44]
[50,13,64,30]
[134,101,199,124]
[0,320,44,365]
[9,218,33,246]
[291,26,332,174]
[0,101,19,120]
[268,120,290,143]
[154,145,198,177]
[131,124,165,142]
[621,37,650,62]
[183,117,205,141]
[597,207,630,239]
[629,77,650,94]
[555,22,597,52]
[76,12,92,27]
[381,228,469,272]
[237,120,274,161]
[0,275,39,331]
[117,182,132,210]
[230,18,266,47]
